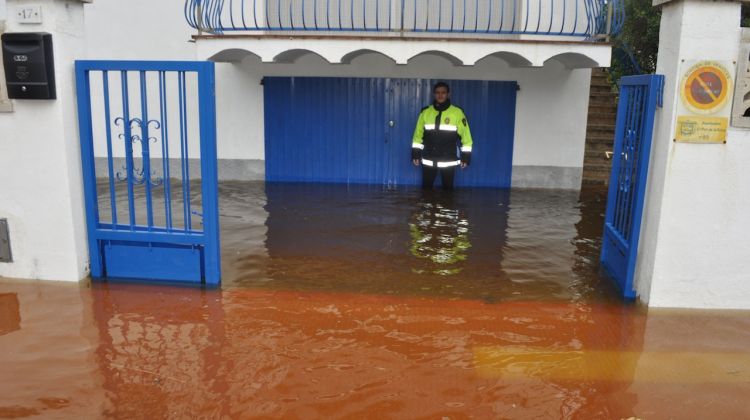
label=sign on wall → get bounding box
[674,60,733,143]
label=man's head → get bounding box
[433,82,450,104]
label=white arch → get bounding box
[543,52,602,68]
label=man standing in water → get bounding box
[411,82,473,190]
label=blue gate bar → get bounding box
[119,71,136,230]
[178,71,192,232]
[101,71,118,227]
[158,71,174,231]
[139,71,155,230]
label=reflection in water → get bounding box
[2,182,750,418]
[0,293,20,336]
[409,193,470,275]
[84,283,650,418]
[224,183,617,303]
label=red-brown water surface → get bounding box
[1,183,749,419]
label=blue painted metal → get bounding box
[184,0,624,38]
[264,77,516,188]
[600,74,664,300]
[75,60,220,285]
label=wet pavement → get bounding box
[2,182,750,419]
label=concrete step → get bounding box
[589,96,619,106]
[588,113,617,122]
[589,104,618,113]
[582,167,612,179]
[584,141,614,151]
[587,123,616,131]
[586,132,615,142]
[581,178,608,186]
[584,149,614,160]
[590,84,615,94]
[587,117,617,126]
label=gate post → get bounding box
[0,0,89,281]
[636,0,750,308]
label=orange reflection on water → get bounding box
[2,280,750,418]
[89,283,651,419]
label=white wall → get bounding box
[0,0,88,281]
[636,0,750,309]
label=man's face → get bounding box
[433,87,449,104]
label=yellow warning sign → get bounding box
[675,116,728,143]
[675,60,733,143]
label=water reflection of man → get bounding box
[409,197,471,276]
[411,82,473,190]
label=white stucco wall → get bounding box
[0,0,89,281]
[635,0,750,309]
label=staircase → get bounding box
[582,68,618,185]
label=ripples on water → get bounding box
[222,182,618,303]
[2,182,749,419]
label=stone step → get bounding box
[582,167,613,178]
[587,123,616,131]
[589,103,618,112]
[582,178,608,186]
[586,132,615,141]
[590,84,614,94]
[585,149,614,160]
[584,141,614,151]
[587,117,617,126]
[589,96,618,106]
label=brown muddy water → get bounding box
[1,182,749,419]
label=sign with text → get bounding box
[675,60,733,143]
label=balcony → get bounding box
[185,0,622,39]
[186,0,619,67]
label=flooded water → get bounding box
[1,182,749,419]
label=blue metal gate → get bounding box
[76,61,220,284]
[264,77,517,187]
[600,74,664,299]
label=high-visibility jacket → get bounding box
[411,102,473,168]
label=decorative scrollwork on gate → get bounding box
[113,117,164,187]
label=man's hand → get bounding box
[461,162,468,169]
[413,159,421,166]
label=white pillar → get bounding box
[635,0,750,308]
[0,0,89,281]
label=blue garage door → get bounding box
[264,77,517,187]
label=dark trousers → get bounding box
[422,165,456,190]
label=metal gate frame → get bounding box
[600,74,664,299]
[76,61,220,285]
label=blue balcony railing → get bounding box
[185,0,623,39]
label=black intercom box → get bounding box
[1,32,56,100]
